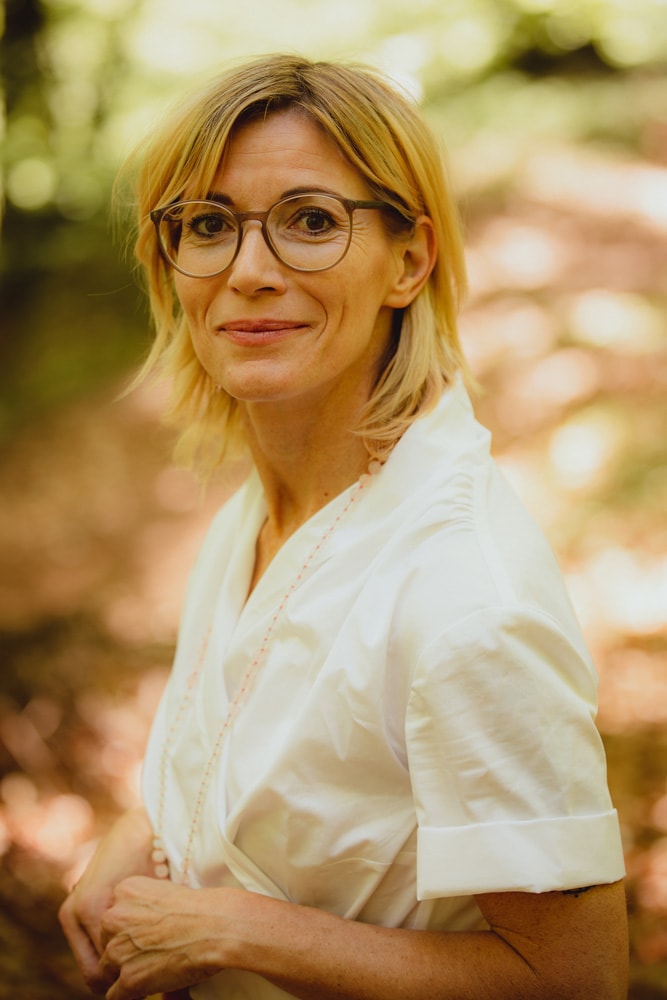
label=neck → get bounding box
[245,406,371,529]
[240,396,373,594]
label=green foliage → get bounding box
[1,0,666,437]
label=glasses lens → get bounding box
[157,202,238,277]
[268,195,351,270]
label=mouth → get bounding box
[221,320,306,332]
[218,319,309,344]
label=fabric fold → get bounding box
[417,811,625,898]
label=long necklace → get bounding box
[152,462,382,886]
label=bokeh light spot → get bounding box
[568,290,664,354]
[548,410,623,489]
[7,158,57,210]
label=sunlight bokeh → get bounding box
[2,0,666,994]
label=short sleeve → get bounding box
[406,605,625,898]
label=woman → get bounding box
[59,55,628,1000]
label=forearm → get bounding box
[226,894,528,1000]
[98,878,626,1000]
[104,806,155,867]
[222,882,627,1000]
[82,806,156,893]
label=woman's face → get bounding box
[173,110,420,421]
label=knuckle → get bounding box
[100,906,117,935]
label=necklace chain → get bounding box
[153,464,380,885]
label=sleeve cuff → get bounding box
[417,810,626,898]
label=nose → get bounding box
[226,220,286,296]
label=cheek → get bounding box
[313,263,376,318]
[173,276,209,323]
[172,279,214,368]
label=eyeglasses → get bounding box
[150,192,398,277]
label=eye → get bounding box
[276,197,350,240]
[185,208,235,240]
[291,207,338,234]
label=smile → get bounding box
[218,320,310,345]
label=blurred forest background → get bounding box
[1,0,666,996]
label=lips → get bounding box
[217,318,310,346]
[220,320,305,333]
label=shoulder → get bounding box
[381,473,590,683]
[372,387,588,666]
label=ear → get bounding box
[383,216,437,309]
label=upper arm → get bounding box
[407,606,625,899]
[476,880,628,1000]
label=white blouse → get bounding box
[142,381,625,1000]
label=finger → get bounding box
[102,957,146,1000]
[99,947,121,990]
[59,900,97,962]
[60,883,115,957]
[106,979,149,1000]
[100,902,123,951]
[60,912,111,993]
[105,979,144,1000]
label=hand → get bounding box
[59,808,155,994]
[99,876,227,1000]
[59,876,117,994]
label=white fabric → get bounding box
[142,381,625,1000]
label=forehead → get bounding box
[208,109,369,202]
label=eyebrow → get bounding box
[204,185,346,204]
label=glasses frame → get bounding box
[149,193,396,278]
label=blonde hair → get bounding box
[123,54,469,475]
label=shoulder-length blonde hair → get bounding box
[123,54,469,476]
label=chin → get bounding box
[218,363,310,404]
